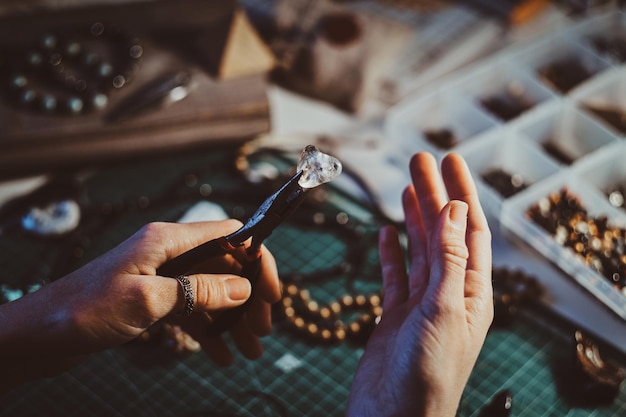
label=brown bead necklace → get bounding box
[277,282,383,345]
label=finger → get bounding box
[425,201,469,305]
[194,274,251,312]
[187,243,279,305]
[121,220,245,275]
[189,251,243,275]
[230,313,264,360]
[163,219,244,259]
[440,154,492,295]
[172,315,234,366]
[379,225,408,312]
[202,337,235,366]
[159,274,251,316]
[402,186,430,301]
[246,297,273,336]
[253,246,281,304]
[409,153,449,240]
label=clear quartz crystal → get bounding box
[297,145,342,189]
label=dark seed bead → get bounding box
[40,95,57,112]
[65,41,82,56]
[129,44,143,59]
[11,74,27,89]
[112,74,126,89]
[66,97,84,114]
[41,34,57,50]
[91,92,108,110]
[21,89,37,105]
[27,51,43,67]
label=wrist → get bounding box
[0,280,70,353]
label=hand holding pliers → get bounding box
[157,170,308,336]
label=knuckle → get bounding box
[222,218,244,232]
[125,279,159,327]
[196,277,225,309]
[136,221,170,244]
[433,234,469,270]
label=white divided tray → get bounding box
[385,10,626,319]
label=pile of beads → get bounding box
[482,168,528,198]
[527,188,626,291]
[492,266,544,327]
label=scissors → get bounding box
[156,170,308,336]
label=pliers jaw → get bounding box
[225,170,307,250]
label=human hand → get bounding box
[0,220,280,387]
[346,152,493,417]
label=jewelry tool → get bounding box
[157,145,341,336]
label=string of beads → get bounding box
[277,282,383,345]
[3,22,142,116]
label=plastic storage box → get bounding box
[385,10,626,319]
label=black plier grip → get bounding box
[156,171,307,336]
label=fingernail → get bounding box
[225,278,251,301]
[449,201,468,230]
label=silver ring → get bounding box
[175,275,194,316]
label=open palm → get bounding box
[347,153,493,417]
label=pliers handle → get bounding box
[156,171,307,336]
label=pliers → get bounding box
[156,170,308,336]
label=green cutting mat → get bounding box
[2,146,626,416]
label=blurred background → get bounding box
[2,1,626,416]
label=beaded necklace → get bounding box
[2,22,142,116]
[277,282,382,345]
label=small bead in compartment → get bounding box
[591,35,626,63]
[538,57,594,94]
[481,168,528,198]
[479,84,534,121]
[542,141,576,165]
[582,103,626,135]
[492,267,544,327]
[423,128,458,150]
[607,185,626,210]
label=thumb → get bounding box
[191,274,252,312]
[426,200,469,303]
